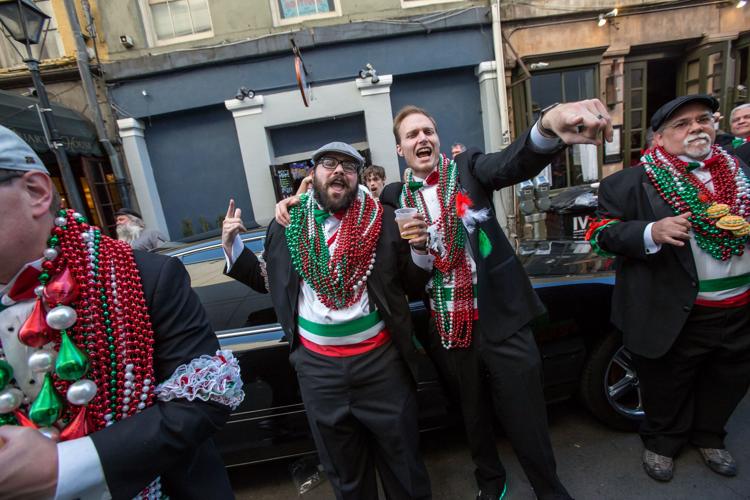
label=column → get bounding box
[116,118,170,238]
[356,75,400,184]
[476,61,513,237]
[224,95,276,226]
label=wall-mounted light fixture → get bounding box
[737,0,747,8]
[119,34,134,48]
[529,62,549,70]
[235,87,256,101]
[358,63,379,84]
[597,8,618,27]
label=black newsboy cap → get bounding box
[115,207,142,219]
[650,94,719,132]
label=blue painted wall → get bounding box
[390,66,485,173]
[270,113,367,157]
[109,28,494,119]
[143,104,254,239]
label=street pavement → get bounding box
[229,393,750,499]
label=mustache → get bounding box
[683,132,711,147]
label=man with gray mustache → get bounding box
[589,95,750,482]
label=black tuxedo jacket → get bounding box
[226,203,429,382]
[596,158,750,359]
[382,128,562,343]
[89,251,233,499]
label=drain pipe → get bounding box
[63,0,131,208]
[490,0,519,249]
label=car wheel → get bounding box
[580,329,644,431]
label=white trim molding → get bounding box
[400,0,461,9]
[225,75,398,226]
[116,118,170,239]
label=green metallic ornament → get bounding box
[0,359,13,391]
[55,331,90,381]
[0,412,17,425]
[29,373,63,427]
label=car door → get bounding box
[173,234,316,466]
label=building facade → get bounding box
[0,0,126,234]
[88,0,749,241]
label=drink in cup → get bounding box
[395,207,418,239]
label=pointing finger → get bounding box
[226,199,235,219]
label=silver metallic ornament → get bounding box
[43,247,59,261]
[0,387,24,413]
[46,305,78,330]
[28,350,56,374]
[54,217,67,227]
[66,379,98,406]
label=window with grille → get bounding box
[272,0,340,25]
[146,0,212,44]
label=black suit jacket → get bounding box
[596,158,750,359]
[382,128,561,343]
[226,203,429,382]
[89,251,233,500]
[736,142,750,166]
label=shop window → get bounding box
[271,0,340,25]
[528,65,598,189]
[0,0,64,69]
[141,0,213,45]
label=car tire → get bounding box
[580,329,644,431]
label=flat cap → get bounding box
[0,125,48,174]
[650,94,719,132]
[115,207,142,219]
[312,141,365,169]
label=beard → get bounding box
[116,221,144,243]
[313,173,358,212]
[682,132,712,160]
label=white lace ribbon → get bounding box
[154,349,245,410]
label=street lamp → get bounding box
[0,0,84,212]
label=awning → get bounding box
[0,89,102,156]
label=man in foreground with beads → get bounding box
[0,125,242,499]
[376,100,612,500]
[588,94,750,482]
[222,141,432,500]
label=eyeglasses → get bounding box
[317,156,359,174]
[0,171,23,184]
[664,113,714,132]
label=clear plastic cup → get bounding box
[395,207,418,239]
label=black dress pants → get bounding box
[426,319,571,500]
[423,318,506,497]
[479,326,572,500]
[290,342,432,500]
[630,304,750,457]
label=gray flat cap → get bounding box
[0,125,48,174]
[312,141,365,169]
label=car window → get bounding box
[180,237,277,333]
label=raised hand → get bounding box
[541,99,613,145]
[651,212,692,247]
[222,199,247,258]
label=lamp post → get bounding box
[0,0,84,212]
